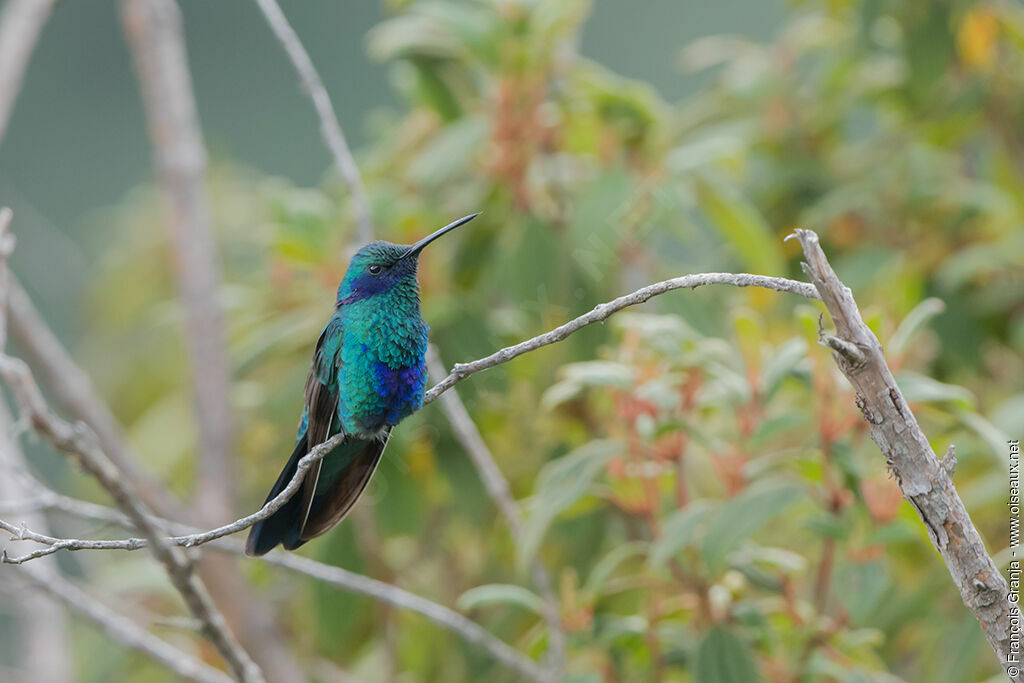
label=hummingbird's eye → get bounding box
[368,264,382,275]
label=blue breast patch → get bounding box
[373,361,427,426]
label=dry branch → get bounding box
[254,550,551,682]
[252,0,373,243]
[424,272,819,404]
[789,228,1022,682]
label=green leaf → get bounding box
[456,584,544,615]
[992,394,1024,438]
[694,626,761,683]
[702,482,803,573]
[731,545,808,574]
[895,371,975,408]
[667,134,746,174]
[835,561,889,623]
[519,440,622,567]
[568,169,636,284]
[408,116,489,185]
[695,175,785,275]
[650,500,717,567]
[564,675,602,683]
[758,338,808,399]
[562,361,637,388]
[957,410,1014,471]
[888,298,945,356]
[584,541,648,596]
[541,361,637,408]
[749,411,808,448]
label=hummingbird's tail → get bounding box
[245,434,310,556]
[245,428,392,556]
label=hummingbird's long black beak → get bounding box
[404,212,480,259]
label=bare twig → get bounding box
[10,565,233,683]
[788,228,1022,682]
[122,0,235,525]
[424,272,819,405]
[252,0,373,243]
[0,0,57,142]
[426,345,566,676]
[2,431,345,552]
[0,356,263,682]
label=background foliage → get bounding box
[5,0,1024,681]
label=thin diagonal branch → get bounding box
[11,564,233,683]
[0,0,57,142]
[252,0,373,243]
[788,228,1022,682]
[3,432,346,553]
[426,345,565,676]
[424,272,819,404]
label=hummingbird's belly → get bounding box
[338,353,427,437]
[372,360,427,424]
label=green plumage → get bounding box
[246,214,478,556]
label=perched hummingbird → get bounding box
[245,213,479,556]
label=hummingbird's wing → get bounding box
[297,316,344,534]
[244,317,344,556]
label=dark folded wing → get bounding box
[298,316,344,533]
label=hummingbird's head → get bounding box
[336,213,479,306]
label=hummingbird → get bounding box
[245,213,479,556]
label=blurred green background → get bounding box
[1,0,1023,681]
